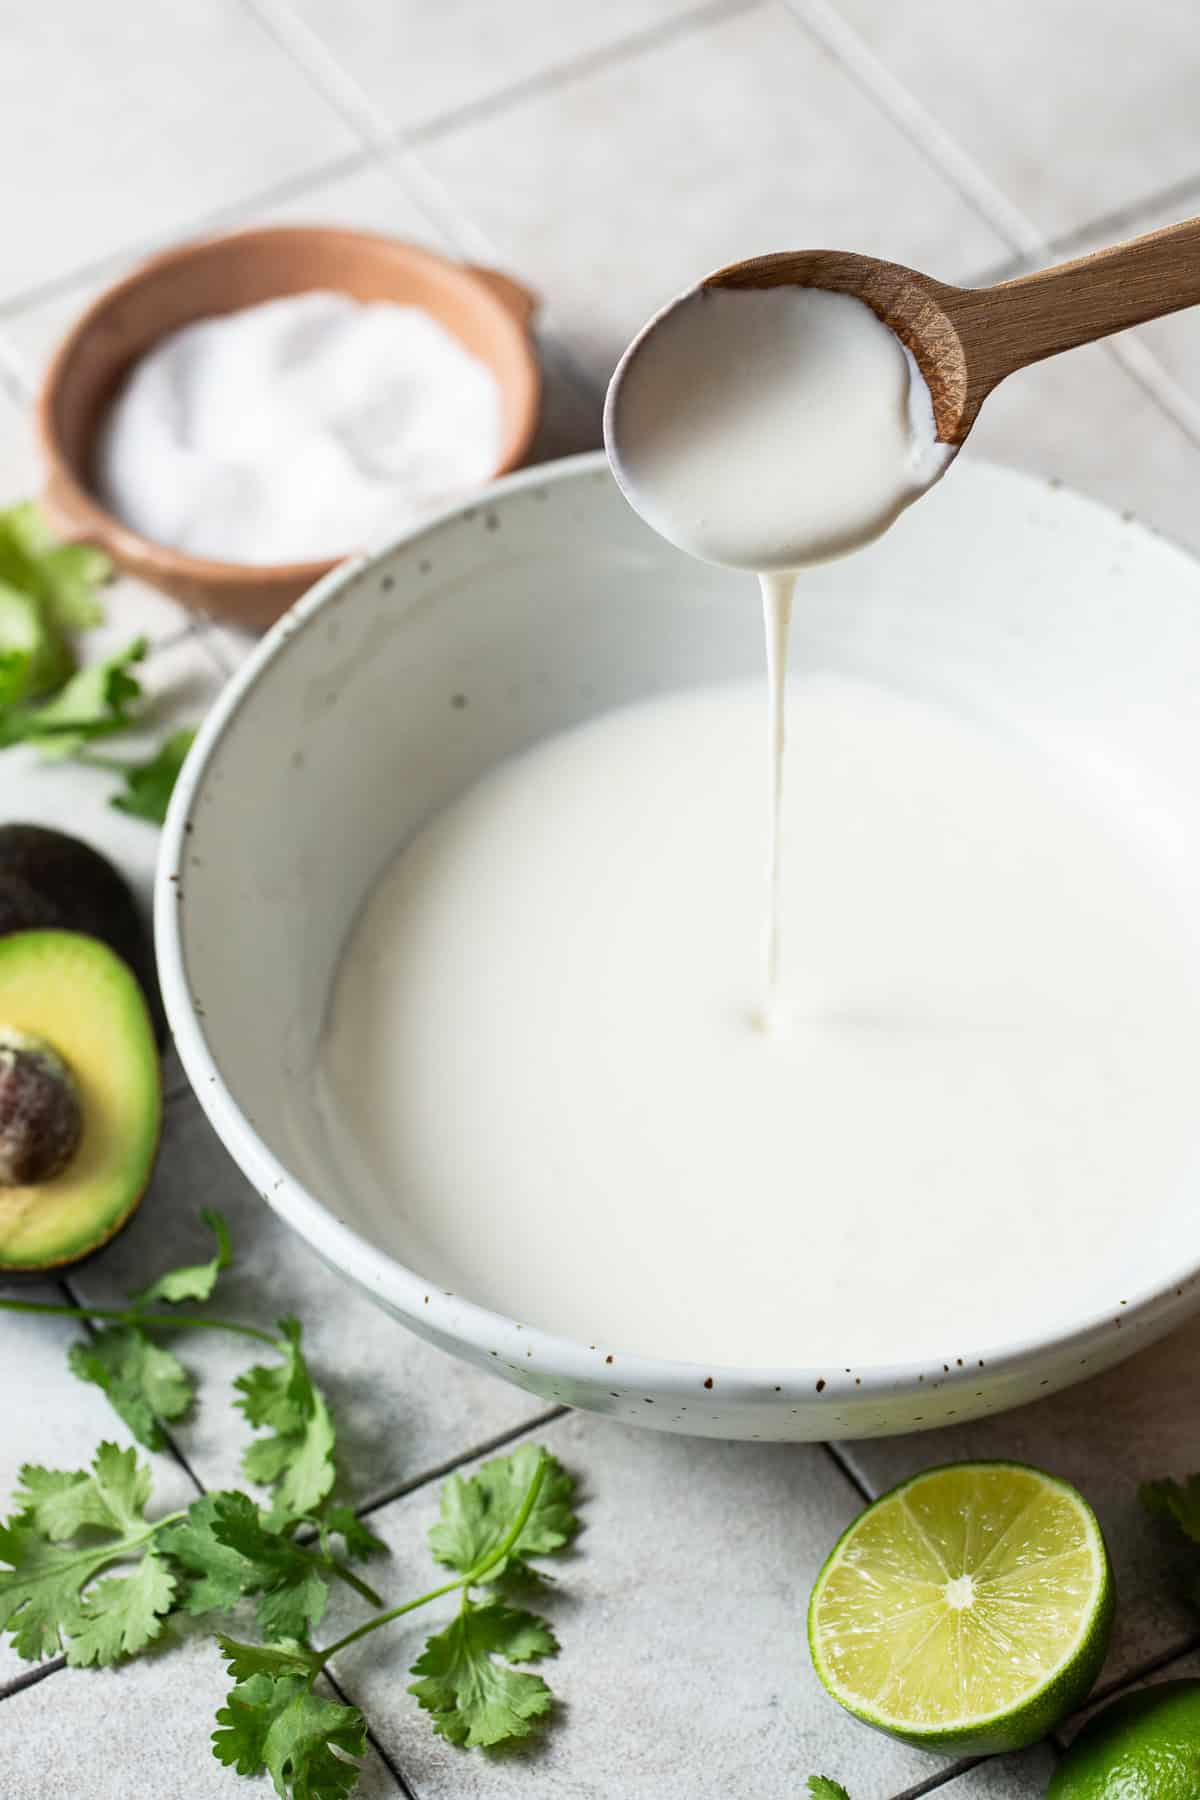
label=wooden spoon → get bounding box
[704,216,1200,446]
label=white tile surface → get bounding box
[962,341,1200,557]
[0,1632,403,1796]
[0,385,40,495]
[282,0,726,134]
[415,2,1007,378]
[0,161,440,393]
[0,1277,197,1688]
[838,1310,1200,1692]
[66,1095,555,1510]
[938,1749,1059,1798]
[821,0,1200,241]
[326,1413,966,1800]
[0,0,358,306]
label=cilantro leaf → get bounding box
[216,1633,322,1683]
[0,501,110,631]
[211,1494,327,1641]
[213,1672,366,1799]
[68,1326,192,1450]
[808,1780,852,1800]
[0,636,146,748]
[319,1506,386,1566]
[0,1444,171,1664]
[269,1393,336,1527]
[0,582,72,705]
[235,1321,336,1525]
[159,1494,252,1617]
[36,1440,152,1532]
[102,726,196,824]
[236,1317,313,1435]
[242,1435,299,1487]
[64,1549,176,1667]
[429,1442,578,1583]
[0,1517,115,1660]
[1141,1475,1200,1541]
[136,1209,232,1305]
[160,1492,328,1641]
[13,1463,130,1541]
[408,1600,557,1748]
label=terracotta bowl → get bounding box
[36,226,541,629]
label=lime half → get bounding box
[808,1461,1113,1755]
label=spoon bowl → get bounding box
[704,214,1200,448]
[703,249,972,442]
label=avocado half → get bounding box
[0,824,165,1044]
[0,930,161,1272]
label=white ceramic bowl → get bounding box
[157,451,1200,1441]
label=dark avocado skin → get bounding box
[0,826,165,1045]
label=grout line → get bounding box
[822,1438,872,1503]
[240,0,396,148]
[369,147,610,407]
[189,622,242,681]
[322,1667,419,1800]
[357,1406,569,1521]
[1106,333,1200,444]
[1052,1631,1200,1746]
[396,0,763,152]
[246,0,760,165]
[0,1655,67,1703]
[973,171,1200,287]
[784,0,1200,455]
[0,149,373,327]
[780,0,1042,262]
[888,1759,992,1799]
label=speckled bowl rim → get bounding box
[155,450,1200,1421]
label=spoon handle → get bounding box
[958,215,1200,397]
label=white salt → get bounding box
[95,291,503,565]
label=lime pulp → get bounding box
[808,1460,1114,1755]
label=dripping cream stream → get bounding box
[759,569,795,1027]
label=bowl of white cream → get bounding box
[157,449,1200,1441]
[37,225,541,628]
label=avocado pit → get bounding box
[0,1028,83,1186]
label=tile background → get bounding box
[4,2,1200,1794]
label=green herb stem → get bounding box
[0,1296,278,1347]
[314,1451,548,1670]
[305,1549,384,1611]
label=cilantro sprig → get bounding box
[0,1442,181,1665]
[0,498,194,823]
[215,1444,575,1788]
[0,1217,581,1794]
[807,1779,852,1800]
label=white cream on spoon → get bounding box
[604,282,953,1020]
